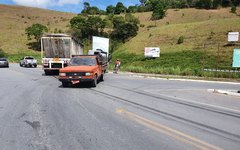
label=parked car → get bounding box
[0,58,9,68]
[19,56,37,68]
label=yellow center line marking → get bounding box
[116,108,223,150]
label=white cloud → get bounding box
[12,0,53,8]
[57,0,80,6]
[12,0,81,8]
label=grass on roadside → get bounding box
[111,49,240,78]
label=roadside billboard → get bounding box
[232,49,240,67]
[144,47,160,58]
[228,32,239,42]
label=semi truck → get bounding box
[41,34,83,75]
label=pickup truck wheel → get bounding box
[100,74,104,81]
[62,82,69,87]
[44,70,51,75]
[92,75,97,87]
[19,63,23,67]
[34,64,37,68]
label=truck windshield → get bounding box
[69,58,96,66]
[42,38,71,58]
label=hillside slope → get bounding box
[0,4,75,56]
[113,8,240,77]
[122,8,240,54]
[1,4,240,77]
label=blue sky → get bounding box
[0,0,140,13]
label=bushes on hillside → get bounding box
[177,35,185,44]
[0,48,6,57]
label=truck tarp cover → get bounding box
[42,38,71,58]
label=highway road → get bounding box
[0,64,240,150]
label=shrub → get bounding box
[0,48,6,57]
[177,35,184,44]
[181,68,193,76]
[231,6,237,14]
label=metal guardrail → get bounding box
[204,68,240,73]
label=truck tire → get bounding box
[44,70,52,75]
[34,64,37,68]
[99,74,104,81]
[62,82,69,87]
[92,75,97,87]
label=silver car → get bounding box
[0,58,9,68]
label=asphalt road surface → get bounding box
[1,64,240,150]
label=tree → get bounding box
[112,22,139,42]
[112,16,125,29]
[70,15,106,40]
[212,0,221,8]
[115,2,127,14]
[196,0,212,9]
[106,5,115,14]
[221,0,232,7]
[231,5,237,13]
[125,13,140,25]
[139,0,147,6]
[25,23,48,42]
[88,6,100,15]
[81,2,90,14]
[111,14,139,42]
[84,2,90,10]
[127,6,138,13]
[233,0,240,6]
[25,23,48,50]
[70,16,86,29]
[151,1,166,20]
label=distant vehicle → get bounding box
[59,52,107,87]
[0,58,9,68]
[41,34,83,75]
[19,56,37,68]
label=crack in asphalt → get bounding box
[25,120,41,130]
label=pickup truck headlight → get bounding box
[59,73,66,76]
[85,72,91,76]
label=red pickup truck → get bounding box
[59,54,106,87]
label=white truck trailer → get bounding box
[41,34,83,75]
[88,36,110,73]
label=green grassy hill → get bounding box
[0,4,75,61]
[122,8,240,54]
[113,8,240,78]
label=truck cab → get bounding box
[59,54,105,87]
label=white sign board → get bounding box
[144,47,160,58]
[228,32,239,42]
[92,36,109,54]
